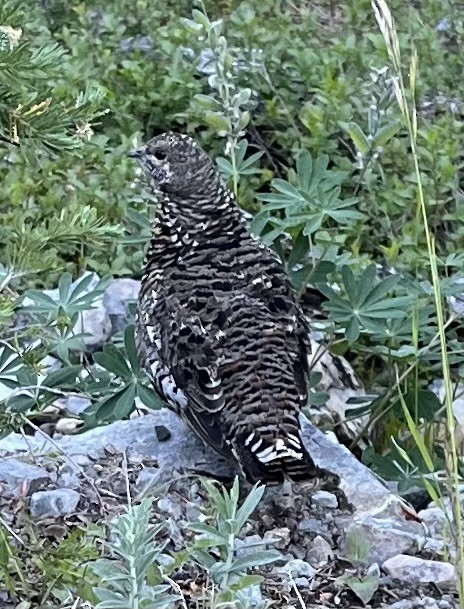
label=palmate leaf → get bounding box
[255,149,362,243]
[318,265,411,342]
[93,343,132,379]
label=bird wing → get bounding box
[244,257,311,406]
[157,302,233,457]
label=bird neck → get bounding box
[144,180,247,268]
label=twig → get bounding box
[20,414,105,509]
[163,574,188,609]
[288,571,306,609]
[0,513,24,546]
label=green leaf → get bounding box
[124,325,138,371]
[336,568,380,605]
[360,273,400,307]
[346,316,360,342]
[230,550,281,573]
[93,344,132,379]
[235,484,265,531]
[371,119,402,148]
[41,365,80,388]
[137,383,163,409]
[204,111,230,134]
[113,384,137,420]
[58,272,73,303]
[296,150,312,191]
[356,265,380,306]
[342,265,358,305]
[339,121,370,155]
[271,179,304,201]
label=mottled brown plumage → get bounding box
[130,132,327,484]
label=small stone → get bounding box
[155,425,171,442]
[418,506,448,538]
[417,598,441,609]
[0,459,50,496]
[382,554,456,586]
[264,527,290,550]
[54,418,83,435]
[185,503,201,523]
[157,497,183,520]
[281,559,315,579]
[298,518,330,536]
[388,601,413,609]
[311,490,338,509]
[42,404,60,416]
[305,535,333,567]
[30,489,80,518]
[294,577,310,588]
[135,467,161,493]
[166,517,184,550]
[56,465,80,489]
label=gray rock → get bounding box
[119,36,153,53]
[39,355,61,373]
[382,554,456,586]
[75,298,112,350]
[294,577,310,588]
[436,17,450,32]
[0,458,50,495]
[298,518,330,537]
[281,558,315,579]
[301,414,421,526]
[387,602,413,609]
[305,535,333,567]
[103,278,140,334]
[30,488,80,518]
[157,497,183,520]
[56,464,80,489]
[341,513,424,565]
[55,395,92,416]
[264,527,290,550]
[306,339,368,446]
[0,410,235,479]
[135,467,161,494]
[418,506,450,538]
[185,503,201,523]
[311,490,338,509]
[157,553,176,569]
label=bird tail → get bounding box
[233,429,321,485]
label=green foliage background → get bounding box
[1,0,464,489]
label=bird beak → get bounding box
[127,146,144,159]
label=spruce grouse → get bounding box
[129,132,329,484]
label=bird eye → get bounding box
[153,149,167,161]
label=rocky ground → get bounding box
[0,275,462,608]
[0,408,460,608]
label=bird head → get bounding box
[128,132,216,197]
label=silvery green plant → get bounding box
[88,497,179,609]
[189,477,279,608]
[182,3,261,196]
[340,65,401,188]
